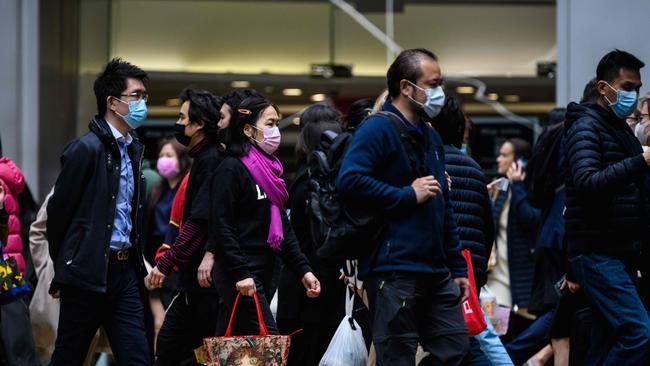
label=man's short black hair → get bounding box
[596,49,644,83]
[179,88,223,144]
[93,58,148,117]
[387,48,438,98]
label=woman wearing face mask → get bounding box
[144,139,190,346]
[149,88,224,365]
[206,96,321,336]
[488,139,540,336]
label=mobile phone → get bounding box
[517,159,528,170]
[554,274,568,298]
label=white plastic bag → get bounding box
[319,287,368,366]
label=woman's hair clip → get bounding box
[237,108,252,115]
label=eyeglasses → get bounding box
[119,92,149,102]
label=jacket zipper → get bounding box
[132,145,145,272]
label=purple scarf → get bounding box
[240,146,288,251]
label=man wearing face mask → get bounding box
[47,58,150,365]
[563,50,650,365]
[337,48,469,365]
[148,88,225,365]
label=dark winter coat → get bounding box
[444,145,494,288]
[563,102,650,259]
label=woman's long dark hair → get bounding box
[226,96,279,158]
[148,138,191,208]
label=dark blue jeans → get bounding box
[50,257,150,366]
[366,272,469,366]
[571,254,650,366]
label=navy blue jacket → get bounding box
[48,117,147,293]
[444,145,494,288]
[493,181,539,308]
[564,102,650,258]
[337,101,466,279]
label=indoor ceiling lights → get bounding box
[455,86,475,94]
[283,88,303,96]
[487,93,499,101]
[231,81,251,88]
[310,93,326,102]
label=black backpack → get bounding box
[306,112,427,260]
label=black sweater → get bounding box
[206,156,312,286]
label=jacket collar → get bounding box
[382,99,428,136]
[189,138,209,158]
[89,116,141,147]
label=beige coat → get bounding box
[28,189,58,361]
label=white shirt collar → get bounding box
[107,121,133,145]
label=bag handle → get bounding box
[224,292,269,337]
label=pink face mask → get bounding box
[156,157,179,179]
[251,126,281,155]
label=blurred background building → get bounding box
[2,0,649,200]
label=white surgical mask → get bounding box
[408,81,446,118]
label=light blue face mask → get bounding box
[604,82,638,119]
[460,143,469,155]
[115,97,148,129]
[408,81,446,118]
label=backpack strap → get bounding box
[374,111,428,177]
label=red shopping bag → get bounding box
[199,292,294,366]
[461,249,487,336]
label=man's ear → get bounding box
[400,79,413,98]
[596,80,610,98]
[107,96,117,113]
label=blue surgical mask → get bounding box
[604,82,638,119]
[460,143,468,155]
[115,97,148,129]
[408,81,446,118]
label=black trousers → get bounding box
[50,257,150,366]
[155,291,219,366]
[214,266,277,337]
[366,272,469,366]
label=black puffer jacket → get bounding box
[444,145,494,288]
[564,102,650,258]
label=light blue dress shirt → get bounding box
[108,123,134,250]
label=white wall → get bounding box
[557,0,650,106]
[0,0,39,197]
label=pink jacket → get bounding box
[0,157,25,273]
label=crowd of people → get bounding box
[1,46,650,366]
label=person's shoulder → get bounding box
[356,113,397,134]
[63,132,102,157]
[217,155,245,172]
[195,144,223,166]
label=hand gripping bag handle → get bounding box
[224,292,269,337]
